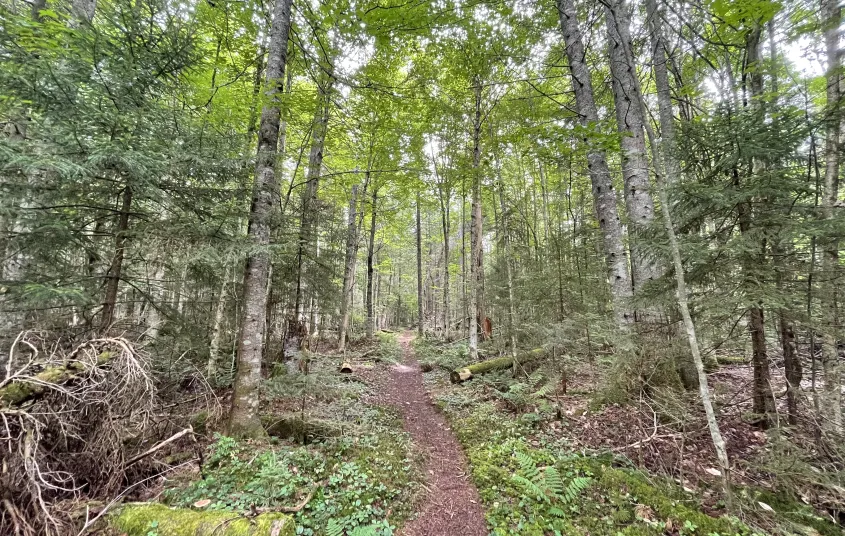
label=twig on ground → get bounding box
[125,426,193,467]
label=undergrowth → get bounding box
[164,426,414,535]
[161,340,419,536]
[420,341,839,536]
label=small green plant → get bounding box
[512,450,591,510]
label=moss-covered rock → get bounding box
[111,503,294,536]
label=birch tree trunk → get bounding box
[820,0,842,432]
[143,262,165,341]
[469,78,483,359]
[498,181,518,359]
[557,0,633,330]
[228,0,292,438]
[605,0,660,297]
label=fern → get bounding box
[543,466,564,497]
[561,476,591,504]
[514,451,539,479]
[513,474,548,502]
[326,519,344,536]
[349,525,379,536]
[326,519,379,536]
[511,450,592,511]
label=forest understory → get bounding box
[3,330,843,535]
[3,0,845,532]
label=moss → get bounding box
[112,503,294,536]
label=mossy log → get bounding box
[0,351,114,407]
[450,348,545,383]
[111,503,294,535]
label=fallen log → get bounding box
[0,351,115,407]
[111,503,294,535]
[450,348,546,383]
[339,362,353,373]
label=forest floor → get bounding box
[378,331,487,536]
[102,332,842,536]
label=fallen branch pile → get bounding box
[0,332,178,535]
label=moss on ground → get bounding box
[453,403,760,536]
[111,503,294,535]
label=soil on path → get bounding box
[385,331,488,536]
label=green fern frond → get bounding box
[543,466,564,496]
[514,451,539,479]
[548,506,566,518]
[349,525,379,536]
[561,476,591,504]
[326,518,344,536]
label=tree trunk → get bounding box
[643,0,699,389]
[742,26,776,426]
[417,191,424,336]
[498,181,518,359]
[366,188,378,339]
[294,77,333,321]
[439,185,451,340]
[820,0,842,433]
[557,0,633,330]
[338,184,359,351]
[450,348,546,383]
[100,185,132,332]
[653,134,733,508]
[469,78,483,358]
[605,0,660,298]
[207,259,232,379]
[228,0,292,439]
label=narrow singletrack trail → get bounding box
[384,331,488,536]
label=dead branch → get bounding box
[125,426,193,467]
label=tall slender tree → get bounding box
[228,0,293,438]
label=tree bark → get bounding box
[557,0,633,330]
[469,78,483,358]
[450,348,546,384]
[338,184,359,351]
[207,259,232,379]
[820,0,842,433]
[498,181,518,359]
[742,26,776,425]
[605,0,660,296]
[228,0,292,438]
[366,188,378,339]
[294,76,334,322]
[417,191,424,336]
[100,185,132,332]
[437,176,451,340]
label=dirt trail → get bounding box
[384,331,488,536]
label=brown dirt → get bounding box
[385,331,488,536]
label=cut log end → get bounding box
[339,362,353,373]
